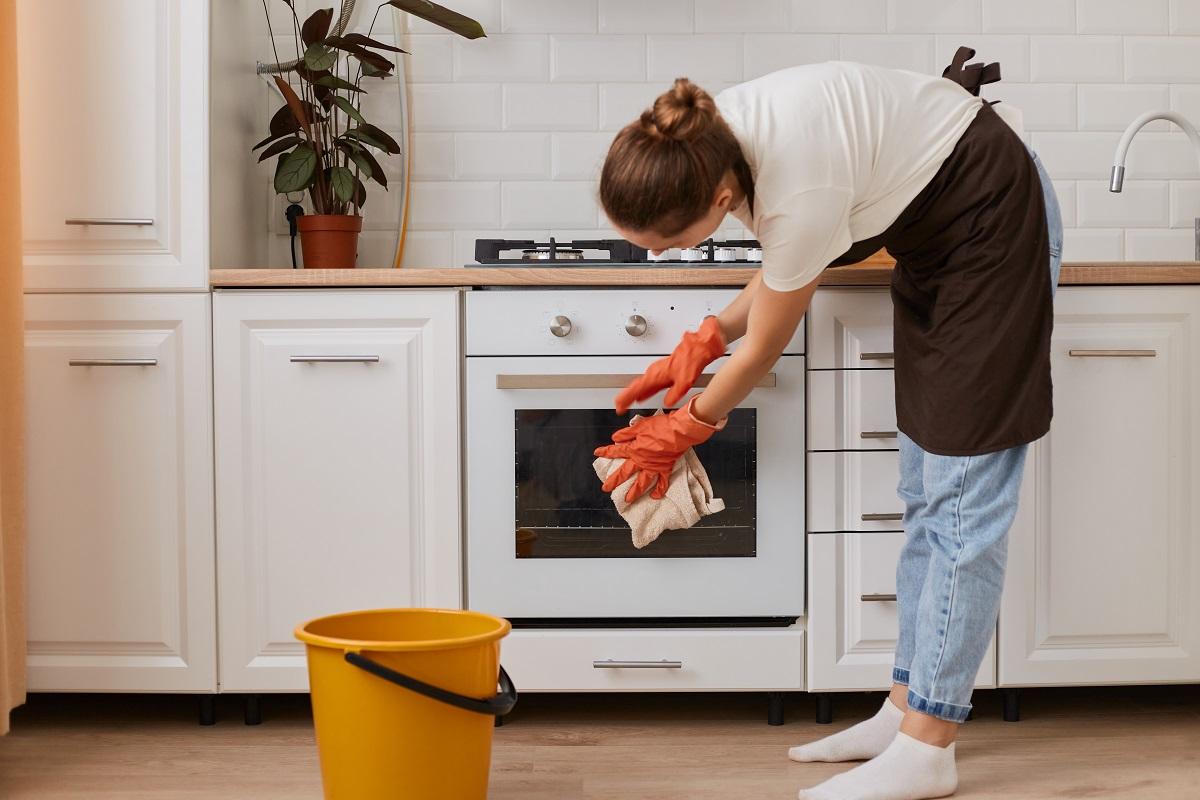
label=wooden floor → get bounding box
[1,686,1198,799]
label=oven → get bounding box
[465,289,805,623]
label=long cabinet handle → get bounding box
[860,430,898,439]
[593,659,683,669]
[862,513,903,522]
[290,355,381,364]
[497,373,777,390]
[1068,349,1156,358]
[862,593,898,602]
[859,352,894,361]
[69,358,157,367]
[64,218,154,226]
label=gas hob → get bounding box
[473,237,762,266]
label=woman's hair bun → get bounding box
[645,77,717,142]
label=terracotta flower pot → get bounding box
[297,214,363,269]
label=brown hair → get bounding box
[600,77,753,237]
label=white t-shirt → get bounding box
[716,61,984,292]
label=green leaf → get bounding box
[387,1,486,40]
[341,141,388,189]
[257,136,302,162]
[316,74,363,93]
[304,43,338,71]
[265,104,300,140]
[329,165,356,204]
[353,176,368,208]
[338,33,408,54]
[301,8,333,47]
[332,95,366,126]
[274,144,317,193]
[358,124,402,155]
[352,49,395,74]
[361,62,392,78]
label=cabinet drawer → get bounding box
[808,533,996,691]
[809,451,904,532]
[502,628,804,691]
[808,289,893,370]
[809,369,897,451]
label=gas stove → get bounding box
[473,237,763,266]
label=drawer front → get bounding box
[809,451,904,532]
[808,289,893,370]
[808,533,996,691]
[501,628,804,691]
[809,369,898,451]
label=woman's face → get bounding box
[612,174,739,256]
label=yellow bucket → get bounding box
[295,608,516,800]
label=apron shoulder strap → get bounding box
[942,45,1001,98]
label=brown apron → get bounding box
[830,48,1053,456]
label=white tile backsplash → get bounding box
[1031,37,1123,83]
[552,35,646,82]
[248,0,1200,265]
[647,35,744,83]
[1078,0,1169,35]
[455,132,551,179]
[744,34,840,80]
[790,0,887,33]
[695,0,789,33]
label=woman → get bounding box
[593,50,1063,800]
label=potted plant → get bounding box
[255,1,485,268]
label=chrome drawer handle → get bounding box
[69,358,157,367]
[592,659,682,669]
[862,593,898,602]
[860,352,894,361]
[64,218,154,226]
[497,373,776,390]
[862,513,903,522]
[290,355,381,363]
[1068,349,1156,358]
[860,431,898,439]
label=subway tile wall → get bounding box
[256,0,1200,266]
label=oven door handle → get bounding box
[496,372,778,390]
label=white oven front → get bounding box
[465,353,805,621]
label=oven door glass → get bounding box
[515,408,755,558]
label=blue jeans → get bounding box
[891,148,1062,722]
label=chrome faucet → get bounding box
[1110,110,1200,260]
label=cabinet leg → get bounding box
[767,692,785,726]
[197,695,216,727]
[494,714,505,728]
[244,694,262,726]
[815,693,833,725]
[966,708,974,722]
[1002,688,1021,722]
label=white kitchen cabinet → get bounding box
[808,450,905,532]
[213,290,462,692]
[17,0,208,291]
[23,294,216,692]
[1000,287,1200,686]
[808,532,996,692]
[808,369,898,451]
[807,289,894,370]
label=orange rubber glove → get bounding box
[614,316,726,414]
[594,397,727,503]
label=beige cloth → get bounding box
[593,447,725,550]
[0,0,24,735]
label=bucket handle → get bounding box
[344,651,518,717]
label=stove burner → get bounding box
[475,236,762,266]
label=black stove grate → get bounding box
[474,236,762,265]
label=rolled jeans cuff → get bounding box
[906,687,972,724]
[892,666,910,686]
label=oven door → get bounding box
[465,354,805,620]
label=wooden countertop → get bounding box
[210,262,1200,288]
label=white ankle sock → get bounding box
[788,698,904,763]
[797,731,958,800]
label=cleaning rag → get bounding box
[593,418,725,548]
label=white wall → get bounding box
[228,1,1200,267]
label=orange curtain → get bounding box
[0,0,26,735]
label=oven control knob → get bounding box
[625,314,648,337]
[549,315,573,338]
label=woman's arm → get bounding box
[692,276,818,424]
[714,270,763,343]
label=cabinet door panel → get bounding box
[18,0,207,289]
[214,290,461,692]
[1000,288,1200,685]
[24,294,215,691]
